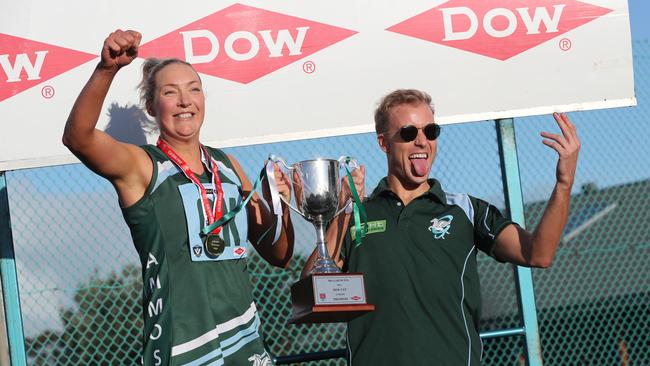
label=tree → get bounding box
[26,265,142,365]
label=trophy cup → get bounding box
[269,155,374,324]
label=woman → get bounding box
[63,29,294,366]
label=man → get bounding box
[302,89,580,365]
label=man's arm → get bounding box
[493,113,580,268]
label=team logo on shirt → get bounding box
[248,352,273,366]
[428,215,453,239]
[192,245,203,257]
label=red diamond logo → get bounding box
[387,0,612,60]
[351,295,361,301]
[138,3,357,83]
[319,293,327,300]
[0,34,96,102]
[233,247,246,256]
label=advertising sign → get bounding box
[0,0,635,170]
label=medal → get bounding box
[204,234,226,257]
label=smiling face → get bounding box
[147,62,205,144]
[377,102,437,190]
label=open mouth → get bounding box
[409,153,429,177]
[175,112,194,119]
[409,153,428,160]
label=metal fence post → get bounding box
[0,171,27,365]
[496,119,543,366]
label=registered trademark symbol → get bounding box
[302,61,316,74]
[559,38,572,51]
[41,85,55,99]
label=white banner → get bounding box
[0,0,635,170]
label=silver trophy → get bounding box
[270,155,355,274]
[270,155,373,324]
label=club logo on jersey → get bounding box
[429,215,453,239]
[192,245,203,257]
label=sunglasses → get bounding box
[386,123,441,142]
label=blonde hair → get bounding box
[374,89,434,134]
[138,58,200,113]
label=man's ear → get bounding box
[377,134,389,153]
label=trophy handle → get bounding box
[267,154,308,220]
[268,153,293,171]
[338,155,360,170]
[332,156,361,217]
[336,156,368,249]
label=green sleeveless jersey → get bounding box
[122,145,272,366]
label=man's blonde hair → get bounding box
[374,89,434,134]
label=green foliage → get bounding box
[25,254,348,365]
[26,265,143,365]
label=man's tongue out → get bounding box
[410,155,429,177]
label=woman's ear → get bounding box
[146,101,156,117]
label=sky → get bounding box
[629,0,650,40]
[4,0,650,339]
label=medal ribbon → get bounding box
[343,156,367,247]
[157,139,224,235]
[202,165,267,239]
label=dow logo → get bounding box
[138,3,357,83]
[387,0,613,60]
[0,34,96,102]
[0,4,357,101]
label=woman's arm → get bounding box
[62,30,152,207]
[228,155,295,268]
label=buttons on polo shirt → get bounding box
[396,202,402,206]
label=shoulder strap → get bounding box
[203,146,243,186]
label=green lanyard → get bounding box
[343,157,367,247]
[201,166,264,236]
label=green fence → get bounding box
[1,40,648,365]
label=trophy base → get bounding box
[289,273,375,324]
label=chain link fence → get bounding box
[2,40,648,365]
[515,40,650,366]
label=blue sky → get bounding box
[629,0,650,40]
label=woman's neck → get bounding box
[160,137,205,174]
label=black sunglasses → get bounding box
[389,123,441,142]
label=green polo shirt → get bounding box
[342,178,512,366]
